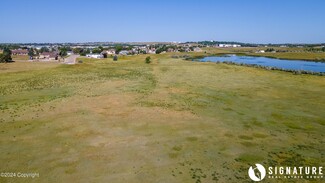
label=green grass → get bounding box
[0,52,324,182]
[247,52,325,61]
[11,55,30,61]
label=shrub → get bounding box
[0,47,12,63]
[145,56,151,64]
[113,55,118,61]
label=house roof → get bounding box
[41,52,58,57]
[11,49,28,54]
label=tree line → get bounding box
[0,48,12,63]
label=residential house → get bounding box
[39,52,59,60]
[119,50,129,55]
[147,48,156,54]
[184,47,192,52]
[218,44,241,48]
[11,49,28,55]
[101,49,115,55]
[167,48,175,52]
[86,53,103,58]
[193,47,202,52]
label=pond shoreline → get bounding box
[185,54,325,76]
[186,53,325,63]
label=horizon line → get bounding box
[1,41,325,45]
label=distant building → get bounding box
[11,49,28,55]
[218,44,241,48]
[119,50,129,55]
[185,47,191,52]
[167,48,175,52]
[147,49,156,54]
[39,52,59,60]
[193,47,202,52]
[101,49,115,55]
[86,53,103,58]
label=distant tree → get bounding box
[155,49,163,54]
[3,47,11,55]
[115,45,123,54]
[155,45,167,54]
[265,48,275,52]
[126,46,133,50]
[322,47,325,52]
[145,56,151,64]
[73,48,82,54]
[28,48,35,58]
[0,54,4,62]
[40,47,49,53]
[80,48,90,56]
[35,49,39,56]
[113,55,118,61]
[92,48,102,54]
[0,53,5,62]
[139,50,147,54]
[59,47,67,61]
[0,47,12,63]
[64,46,72,51]
[98,46,104,51]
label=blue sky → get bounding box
[1,0,324,43]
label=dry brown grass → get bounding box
[0,53,324,182]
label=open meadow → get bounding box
[204,47,325,61]
[0,52,324,182]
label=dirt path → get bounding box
[64,54,79,64]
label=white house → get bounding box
[218,44,241,48]
[193,47,202,52]
[86,53,103,58]
[119,50,129,55]
[147,49,156,54]
[102,49,115,55]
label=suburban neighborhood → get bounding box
[2,41,325,63]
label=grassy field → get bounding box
[247,52,325,61]
[0,53,324,182]
[11,55,30,61]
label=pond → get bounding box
[198,55,325,73]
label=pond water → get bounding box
[198,55,325,73]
